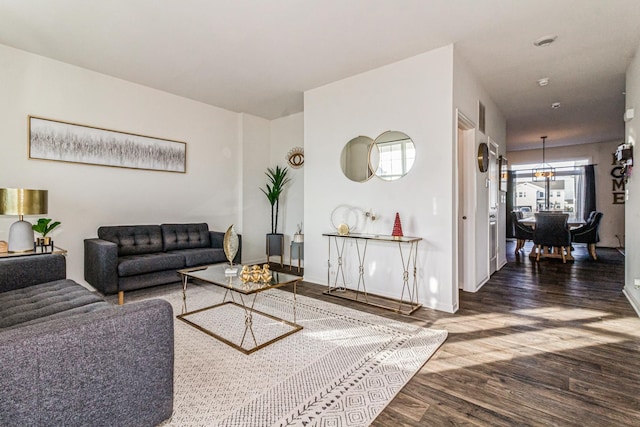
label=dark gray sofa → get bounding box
[85,222,241,303]
[0,254,174,427]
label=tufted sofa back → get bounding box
[161,223,210,251]
[98,225,163,256]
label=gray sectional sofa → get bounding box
[85,222,241,303]
[0,253,174,427]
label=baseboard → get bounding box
[472,274,489,293]
[623,287,640,318]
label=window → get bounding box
[375,138,416,180]
[511,159,589,217]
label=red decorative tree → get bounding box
[392,212,404,238]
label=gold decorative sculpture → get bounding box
[223,224,239,276]
[239,264,274,284]
[261,264,272,283]
[240,265,251,283]
[250,265,262,283]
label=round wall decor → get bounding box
[477,142,489,173]
[286,146,304,168]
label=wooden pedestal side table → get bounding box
[289,241,304,272]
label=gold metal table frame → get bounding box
[177,264,303,355]
[322,233,422,315]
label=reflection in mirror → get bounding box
[371,131,416,181]
[340,136,376,182]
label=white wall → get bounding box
[304,46,457,312]
[270,113,305,265]
[240,113,271,264]
[240,112,305,265]
[0,44,243,284]
[453,51,508,290]
[507,140,624,248]
[624,41,640,315]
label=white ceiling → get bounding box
[1,0,640,150]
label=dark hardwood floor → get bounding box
[281,241,640,426]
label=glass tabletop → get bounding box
[519,217,585,227]
[322,232,421,243]
[179,264,301,295]
[0,246,67,259]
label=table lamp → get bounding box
[0,188,48,252]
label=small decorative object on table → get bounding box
[0,240,7,253]
[261,264,272,283]
[223,224,239,276]
[239,264,274,284]
[337,223,350,236]
[250,265,262,283]
[392,212,404,239]
[240,265,251,283]
[293,223,304,243]
[32,218,61,251]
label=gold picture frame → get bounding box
[28,116,187,173]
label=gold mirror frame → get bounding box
[477,142,489,173]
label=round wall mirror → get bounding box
[340,136,376,182]
[370,131,416,181]
[477,142,489,172]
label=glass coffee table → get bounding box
[177,264,303,354]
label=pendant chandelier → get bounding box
[532,136,555,181]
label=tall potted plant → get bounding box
[260,165,291,264]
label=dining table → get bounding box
[518,216,585,229]
[518,215,585,261]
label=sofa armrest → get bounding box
[0,254,66,293]
[209,230,242,264]
[84,238,119,295]
[0,298,174,427]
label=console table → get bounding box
[322,233,422,315]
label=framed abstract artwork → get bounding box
[28,116,186,173]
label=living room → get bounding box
[1,38,497,314]
[2,1,640,426]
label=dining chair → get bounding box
[533,213,572,263]
[571,211,604,260]
[511,211,534,254]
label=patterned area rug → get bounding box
[134,283,447,426]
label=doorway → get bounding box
[488,140,499,275]
[457,112,475,295]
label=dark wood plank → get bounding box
[290,242,640,426]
